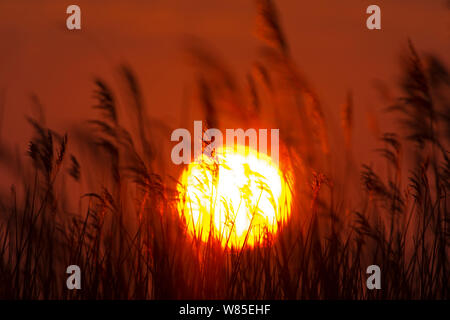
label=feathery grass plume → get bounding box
[255,0,289,56]
[68,155,80,181]
[341,91,353,151]
[377,133,401,172]
[426,54,450,88]
[388,40,435,148]
[119,65,155,164]
[361,161,404,216]
[93,79,117,124]
[253,62,273,92]
[246,73,260,115]
[198,76,218,129]
[90,79,121,184]
[424,54,450,142]
[255,0,329,163]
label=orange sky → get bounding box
[0,0,449,170]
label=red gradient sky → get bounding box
[0,0,448,171]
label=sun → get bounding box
[177,145,292,248]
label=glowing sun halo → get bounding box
[177,145,292,248]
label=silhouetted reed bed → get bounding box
[0,0,448,299]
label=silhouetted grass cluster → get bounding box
[0,0,448,299]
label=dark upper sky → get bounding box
[0,0,448,168]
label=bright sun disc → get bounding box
[177,145,292,248]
